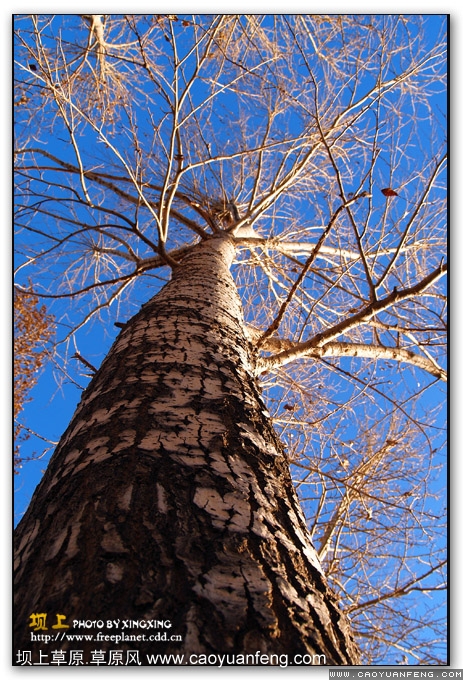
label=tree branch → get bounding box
[346,560,447,613]
[256,261,447,379]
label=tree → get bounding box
[14,287,55,472]
[14,233,360,664]
[14,15,447,665]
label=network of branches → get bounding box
[14,14,447,664]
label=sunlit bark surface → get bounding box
[14,235,359,664]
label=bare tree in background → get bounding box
[14,15,447,665]
[14,288,55,471]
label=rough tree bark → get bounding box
[14,234,360,665]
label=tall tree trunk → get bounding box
[14,235,360,665]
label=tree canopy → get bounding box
[14,15,447,664]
